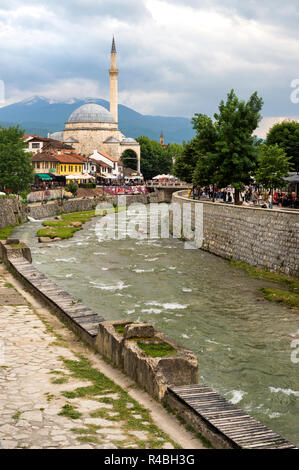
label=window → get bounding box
[32,143,40,149]
[36,162,40,169]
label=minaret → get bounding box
[160,131,165,146]
[109,37,118,123]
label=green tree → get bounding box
[190,114,218,193]
[121,149,138,171]
[266,121,299,173]
[65,181,78,196]
[255,144,294,193]
[214,89,264,203]
[164,143,184,172]
[173,140,199,183]
[0,126,34,194]
[173,91,263,203]
[124,136,173,180]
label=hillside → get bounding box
[0,96,194,144]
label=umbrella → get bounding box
[284,172,299,183]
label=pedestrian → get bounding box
[268,193,272,209]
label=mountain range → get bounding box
[0,96,195,144]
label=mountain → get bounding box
[0,96,195,144]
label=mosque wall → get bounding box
[63,128,124,157]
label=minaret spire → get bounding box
[111,36,116,53]
[109,37,118,123]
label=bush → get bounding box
[65,181,79,196]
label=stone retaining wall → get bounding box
[94,320,198,400]
[28,195,150,220]
[2,242,295,449]
[172,191,299,277]
[0,198,27,229]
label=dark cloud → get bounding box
[0,0,299,120]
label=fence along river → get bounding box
[13,205,299,447]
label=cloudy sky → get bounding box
[1,0,299,133]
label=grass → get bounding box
[231,260,299,311]
[58,403,82,420]
[0,224,17,240]
[59,354,180,449]
[4,282,14,288]
[230,260,299,292]
[51,376,69,385]
[12,411,22,421]
[137,341,177,358]
[114,325,127,336]
[261,288,299,309]
[37,210,96,240]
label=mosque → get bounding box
[50,38,141,173]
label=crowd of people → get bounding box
[188,185,299,209]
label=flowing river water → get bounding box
[13,206,299,446]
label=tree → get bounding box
[121,149,138,171]
[266,120,299,173]
[173,140,199,183]
[214,90,264,203]
[0,126,34,193]
[164,143,184,172]
[255,144,294,193]
[65,181,78,196]
[124,136,173,180]
[173,90,264,203]
[190,114,219,192]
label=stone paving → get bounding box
[0,266,182,449]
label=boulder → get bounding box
[70,221,82,228]
[38,237,53,243]
[124,323,155,339]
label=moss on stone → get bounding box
[137,341,177,358]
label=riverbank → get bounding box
[0,261,206,449]
[37,210,96,241]
[230,260,299,311]
[11,209,299,447]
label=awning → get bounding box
[66,174,83,180]
[36,174,53,181]
[284,173,299,183]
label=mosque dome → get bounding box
[121,137,138,144]
[67,103,115,124]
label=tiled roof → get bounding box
[97,150,118,162]
[89,158,109,168]
[31,152,58,162]
[55,154,86,164]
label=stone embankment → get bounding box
[0,198,27,229]
[0,263,200,449]
[1,240,296,449]
[172,191,299,277]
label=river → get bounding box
[13,206,299,446]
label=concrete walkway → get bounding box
[0,262,206,450]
